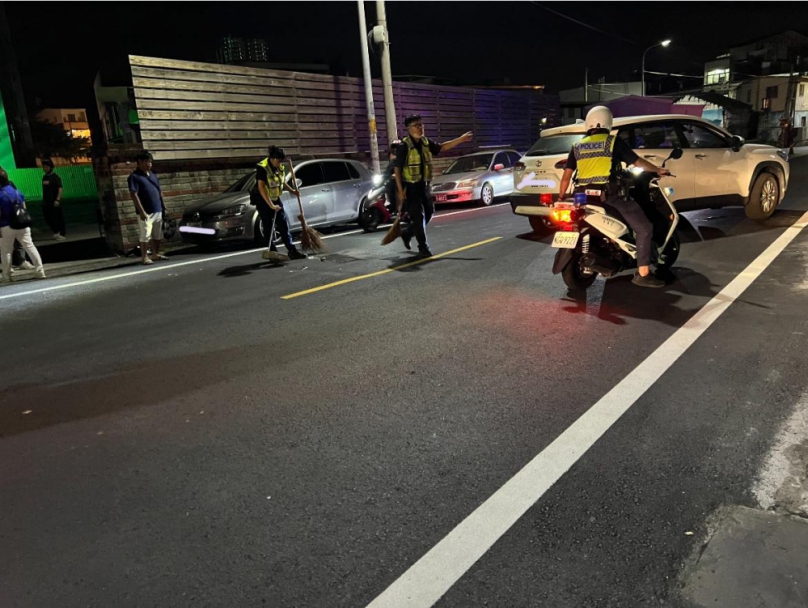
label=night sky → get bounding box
[5,2,808,115]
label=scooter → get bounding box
[550,148,683,291]
[359,174,401,233]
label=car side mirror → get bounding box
[493,163,505,171]
[295,178,303,189]
[730,135,743,152]
[668,148,684,160]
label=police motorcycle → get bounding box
[550,147,683,291]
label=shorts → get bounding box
[137,212,163,242]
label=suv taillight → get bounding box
[514,162,526,171]
[554,159,567,170]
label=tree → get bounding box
[30,119,90,161]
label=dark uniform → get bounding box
[42,169,65,237]
[395,136,442,254]
[253,158,303,258]
[566,132,654,269]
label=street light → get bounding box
[642,39,671,97]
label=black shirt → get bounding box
[395,137,443,184]
[42,171,63,205]
[565,134,639,172]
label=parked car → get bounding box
[510,115,791,232]
[430,149,521,206]
[179,159,374,245]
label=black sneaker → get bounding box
[401,232,412,250]
[417,247,433,258]
[288,249,307,260]
[632,272,665,288]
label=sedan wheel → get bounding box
[480,182,494,206]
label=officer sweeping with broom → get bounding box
[254,146,308,261]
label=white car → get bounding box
[510,115,791,232]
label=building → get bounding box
[36,108,92,165]
[558,81,642,124]
[93,73,140,146]
[217,36,270,64]
[701,31,808,144]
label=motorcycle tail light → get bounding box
[551,209,572,223]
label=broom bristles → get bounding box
[381,217,401,246]
[298,215,326,252]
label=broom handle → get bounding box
[286,157,305,218]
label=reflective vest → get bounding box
[573,133,616,186]
[257,158,286,200]
[402,136,433,183]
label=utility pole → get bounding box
[584,67,589,103]
[375,0,398,144]
[357,1,380,173]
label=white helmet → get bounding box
[585,106,613,132]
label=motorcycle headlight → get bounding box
[372,174,383,186]
[215,204,247,219]
[455,178,477,189]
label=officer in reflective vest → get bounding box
[394,114,473,257]
[254,146,306,260]
[557,106,671,288]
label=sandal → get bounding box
[141,259,154,265]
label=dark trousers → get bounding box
[43,202,65,236]
[401,183,434,250]
[604,194,653,267]
[257,202,296,252]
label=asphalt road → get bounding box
[2,158,808,607]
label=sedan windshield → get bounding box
[444,154,494,174]
[224,173,254,193]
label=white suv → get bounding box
[510,115,790,232]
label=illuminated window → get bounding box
[705,68,730,85]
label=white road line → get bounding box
[0,204,511,302]
[367,211,808,608]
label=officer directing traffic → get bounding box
[557,106,671,288]
[394,115,473,257]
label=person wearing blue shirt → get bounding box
[128,151,167,265]
[0,168,45,282]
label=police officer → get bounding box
[394,115,473,257]
[557,106,671,288]
[254,146,306,260]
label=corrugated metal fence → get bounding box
[130,55,558,161]
[7,165,98,201]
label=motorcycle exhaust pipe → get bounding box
[581,252,619,278]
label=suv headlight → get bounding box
[214,204,247,219]
[777,149,789,161]
[455,178,477,189]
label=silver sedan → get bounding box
[179,159,373,246]
[430,149,521,206]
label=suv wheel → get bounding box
[529,216,554,234]
[746,172,779,221]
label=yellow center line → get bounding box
[281,236,503,300]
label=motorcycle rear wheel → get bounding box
[562,252,597,291]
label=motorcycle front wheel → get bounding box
[359,207,384,233]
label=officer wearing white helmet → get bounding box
[557,106,671,288]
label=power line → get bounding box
[528,2,639,47]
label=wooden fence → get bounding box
[130,55,558,162]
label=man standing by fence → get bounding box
[41,159,65,241]
[128,151,168,265]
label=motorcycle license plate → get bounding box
[552,231,579,249]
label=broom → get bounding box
[381,189,404,246]
[287,157,325,252]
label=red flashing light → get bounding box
[540,193,553,205]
